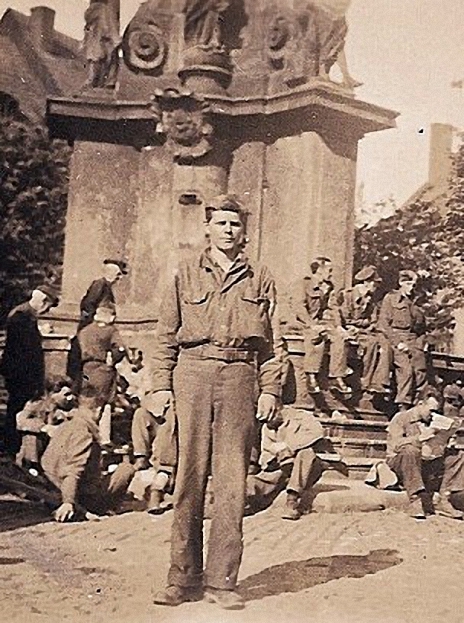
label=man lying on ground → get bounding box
[40,393,135,522]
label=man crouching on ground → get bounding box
[41,392,135,522]
[149,195,285,610]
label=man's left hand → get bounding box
[256,393,277,422]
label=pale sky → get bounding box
[1,0,464,208]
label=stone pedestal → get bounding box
[46,0,397,357]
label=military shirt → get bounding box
[386,406,424,458]
[289,275,340,327]
[151,250,285,396]
[41,407,101,505]
[77,322,126,365]
[378,290,426,344]
[338,286,378,329]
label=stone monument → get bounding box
[46,0,398,360]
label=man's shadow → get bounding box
[239,549,402,601]
[0,498,51,533]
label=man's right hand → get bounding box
[54,503,75,523]
[141,391,173,418]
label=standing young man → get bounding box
[150,195,284,610]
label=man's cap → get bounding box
[36,284,60,307]
[443,384,463,401]
[103,258,129,274]
[204,194,249,216]
[399,269,418,282]
[354,265,381,284]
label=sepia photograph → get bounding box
[0,1,464,622]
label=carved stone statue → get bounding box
[82,0,121,89]
[266,0,361,90]
[183,0,231,50]
[307,0,360,88]
[150,89,213,163]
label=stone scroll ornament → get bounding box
[121,1,168,74]
[150,89,213,163]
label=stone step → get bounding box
[329,437,386,459]
[338,456,380,480]
[319,417,387,441]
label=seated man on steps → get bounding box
[287,256,351,395]
[246,405,329,520]
[386,387,464,520]
[337,266,392,397]
[16,377,76,472]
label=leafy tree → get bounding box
[355,141,464,352]
[0,118,71,321]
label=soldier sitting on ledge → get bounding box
[337,265,392,397]
[287,256,351,395]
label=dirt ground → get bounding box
[1,492,463,623]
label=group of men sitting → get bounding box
[284,256,427,408]
[0,250,462,525]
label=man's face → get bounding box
[53,386,75,409]
[316,261,332,283]
[206,209,245,256]
[104,264,123,284]
[420,397,439,422]
[399,278,416,297]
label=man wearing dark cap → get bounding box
[1,285,59,456]
[150,194,285,610]
[77,259,128,331]
[287,256,351,394]
[378,270,428,407]
[337,265,392,395]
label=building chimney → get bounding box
[428,123,454,190]
[29,6,55,42]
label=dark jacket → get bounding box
[78,278,115,330]
[1,303,44,396]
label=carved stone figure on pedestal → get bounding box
[82,0,121,90]
[183,0,230,50]
[265,0,361,90]
[307,0,361,89]
[180,0,233,90]
[150,88,213,163]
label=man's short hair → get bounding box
[204,194,248,226]
[310,256,332,274]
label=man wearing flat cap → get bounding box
[1,285,59,456]
[150,194,285,610]
[378,270,428,407]
[77,258,128,331]
[337,265,392,395]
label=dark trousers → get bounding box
[167,353,257,591]
[79,463,136,515]
[391,338,427,405]
[387,445,464,500]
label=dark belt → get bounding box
[181,343,257,363]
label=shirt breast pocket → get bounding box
[238,294,270,340]
[179,291,212,342]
